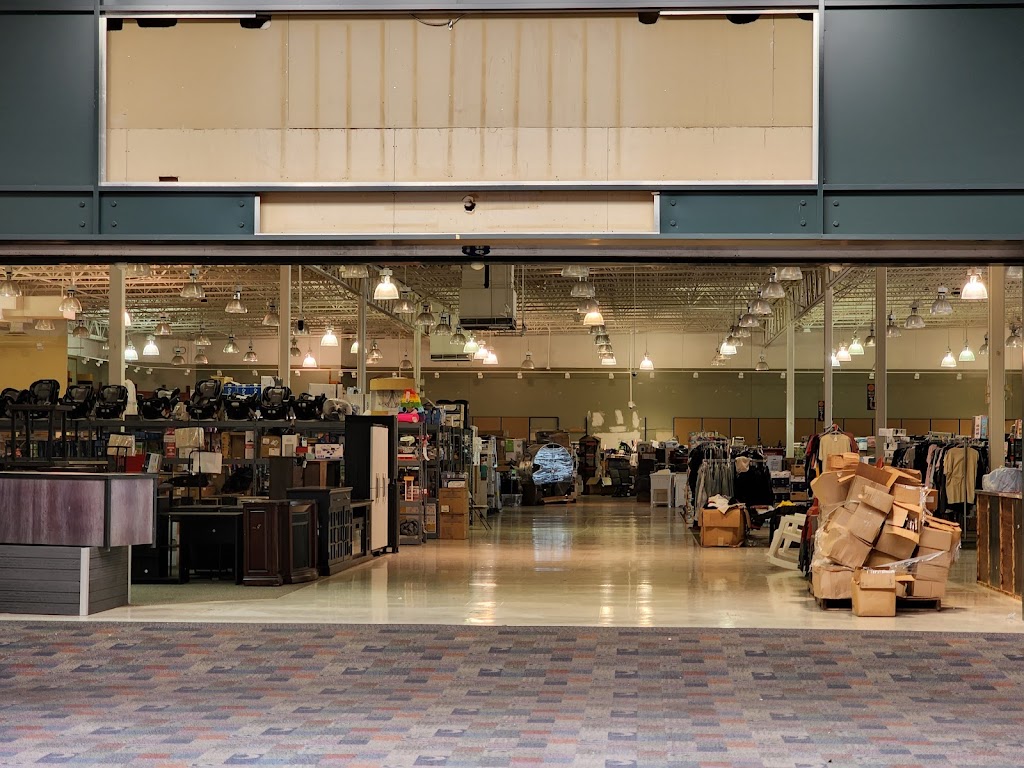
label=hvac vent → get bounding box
[458,265,517,331]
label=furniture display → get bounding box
[976,490,1023,598]
[346,415,398,554]
[286,486,360,576]
[242,500,319,586]
[0,471,156,615]
[172,507,244,584]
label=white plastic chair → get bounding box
[767,512,807,570]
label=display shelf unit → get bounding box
[398,422,427,544]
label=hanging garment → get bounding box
[817,432,854,464]
[943,446,980,505]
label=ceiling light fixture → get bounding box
[394,293,416,314]
[434,314,453,336]
[154,314,172,336]
[885,313,902,338]
[223,334,240,354]
[373,268,400,301]
[243,343,259,363]
[755,353,769,372]
[194,350,209,364]
[865,326,876,347]
[961,269,988,301]
[0,269,21,298]
[577,297,599,315]
[451,327,467,346]
[399,354,413,373]
[761,272,786,300]
[831,350,840,368]
[483,350,498,366]
[959,340,975,363]
[339,265,370,279]
[474,341,490,361]
[195,328,211,347]
[979,334,989,356]
[180,268,205,300]
[941,348,957,368]
[1007,265,1023,280]
[171,348,186,366]
[262,301,280,327]
[594,332,610,345]
[125,264,151,278]
[904,303,926,330]
[521,352,535,370]
[321,326,339,347]
[720,338,737,356]
[751,294,772,316]
[225,287,248,314]
[836,343,852,362]
[349,339,359,354]
[848,335,865,356]
[738,304,760,328]
[72,320,89,339]
[561,266,589,279]
[600,355,617,366]
[125,340,139,362]
[58,286,82,315]
[570,280,596,298]
[930,286,953,316]
[640,353,654,371]
[463,335,480,355]
[302,348,317,368]
[290,337,302,357]
[777,266,803,281]
[416,304,436,329]
[1007,324,1023,349]
[124,310,132,327]
[34,319,55,332]
[583,304,605,327]
[142,335,160,356]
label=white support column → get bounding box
[278,266,291,386]
[786,318,796,457]
[356,279,367,397]
[874,267,888,460]
[413,327,423,393]
[989,265,1005,468]
[108,263,126,387]
[823,277,833,428]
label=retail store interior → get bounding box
[0,261,1021,630]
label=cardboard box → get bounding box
[261,435,282,457]
[845,502,888,544]
[919,518,961,552]
[895,574,915,598]
[282,434,299,458]
[846,475,890,507]
[818,521,872,568]
[439,513,468,540]
[699,505,746,547]
[856,486,894,515]
[909,579,946,599]
[812,565,854,600]
[312,443,344,460]
[874,524,919,560]
[438,487,469,516]
[915,546,953,568]
[865,551,902,568]
[924,488,938,512]
[852,568,897,617]
[811,472,851,510]
[854,462,898,490]
[913,562,950,583]
[892,483,924,506]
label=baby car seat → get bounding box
[94,385,129,419]
[321,398,353,421]
[186,379,223,420]
[258,386,292,420]
[62,384,95,420]
[139,386,180,419]
[291,392,325,420]
[223,391,256,421]
[0,387,21,419]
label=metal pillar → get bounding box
[823,277,833,428]
[278,266,290,386]
[356,279,367,397]
[874,267,887,460]
[108,264,126,387]
[413,327,422,393]
[786,319,796,458]
[989,265,1006,468]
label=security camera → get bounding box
[631,371,638,378]
[296,317,306,333]
[463,195,477,213]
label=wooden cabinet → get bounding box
[242,500,319,586]
[287,487,354,576]
[976,491,1023,598]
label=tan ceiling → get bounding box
[3,263,1021,342]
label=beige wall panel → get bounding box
[286,20,349,128]
[548,18,586,129]
[772,17,815,127]
[673,417,702,441]
[903,418,931,436]
[731,418,758,444]
[386,22,417,128]
[346,129,396,181]
[619,22,707,128]
[583,19,620,128]
[413,24,456,129]
[107,23,286,129]
[517,20,553,128]
[703,417,731,437]
[347,20,387,130]
[481,19,520,129]
[106,129,129,181]
[704,20,774,128]
[931,418,959,435]
[759,418,787,448]
[452,20,486,128]
[121,129,283,182]
[611,128,714,180]
[959,418,975,437]
[763,128,814,179]
[259,191,653,234]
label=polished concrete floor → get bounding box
[8,499,1024,630]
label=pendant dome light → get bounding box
[290,337,302,357]
[415,304,436,329]
[738,304,760,328]
[848,335,865,356]
[577,297,599,315]
[561,266,589,279]
[776,266,803,281]
[463,334,480,355]
[761,271,786,300]
[302,347,317,368]
[399,354,413,373]
[171,348,186,366]
[225,287,248,314]
[831,350,841,368]
[154,314,172,336]
[262,301,280,327]
[474,341,490,361]
[451,326,467,346]
[940,348,957,368]
[58,286,82,315]
[865,325,877,347]
[600,355,617,366]
[434,314,453,336]
[639,353,654,371]
[719,337,737,356]
[583,303,605,327]
[193,328,210,347]
[1007,265,1023,280]
[734,317,752,338]
[594,332,611,346]
[142,335,160,357]
[243,342,259,363]
[126,264,151,278]
[836,343,852,363]
[72,320,90,339]
[369,340,383,362]
[904,303,926,330]
[728,327,743,347]
[1006,324,1023,349]
[570,280,596,298]
[34,319,55,332]
[930,286,953,316]
[959,340,975,363]
[373,268,400,301]
[125,339,139,362]
[755,353,769,372]
[394,292,416,314]
[979,334,990,356]
[339,265,370,279]
[961,269,988,301]
[180,268,205,300]
[0,269,21,298]
[750,294,772,316]
[223,334,240,354]
[194,349,209,365]
[349,339,359,354]
[320,326,339,347]
[124,309,133,327]
[483,350,498,366]
[885,313,902,338]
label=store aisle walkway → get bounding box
[7,499,1015,633]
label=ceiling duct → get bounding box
[458,265,518,331]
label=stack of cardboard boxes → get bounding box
[810,462,960,616]
[438,487,469,540]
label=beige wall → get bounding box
[106,15,813,184]
[0,338,69,391]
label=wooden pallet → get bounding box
[809,582,942,612]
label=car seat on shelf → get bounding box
[62,384,95,420]
[291,392,325,420]
[0,387,22,419]
[321,398,353,421]
[258,386,292,420]
[186,379,223,420]
[223,392,256,421]
[139,386,180,420]
[94,385,129,419]
[24,379,61,416]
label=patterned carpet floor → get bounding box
[1,623,1023,767]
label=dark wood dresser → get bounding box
[242,500,318,586]
[286,486,354,576]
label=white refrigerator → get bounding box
[370,424,391,552]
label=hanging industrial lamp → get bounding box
[373,268,400,301]
[223,334,240,354]
[262,301,280,327]
[125,339,139,362]
[225,287,248,314]
[930,286,953,316]
[904,303,926,329]
[320,326,339,347]
[865,326,876,347]
[142,335,160,357]
[961,269,988,300]
[520,352,536,370]
[848,335,865,356]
